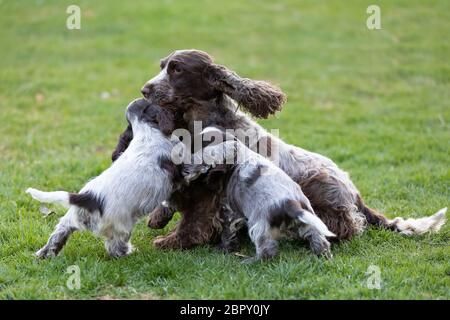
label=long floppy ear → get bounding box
[204,64,286,118]
[156,108,175,135]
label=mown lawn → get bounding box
[0,0,448,299]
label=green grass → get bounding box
[0,0,449,299]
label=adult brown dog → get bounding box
[138,49,446,249]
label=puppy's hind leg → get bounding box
[298,225,333,259]
[36,207,79,259]
[284,200,334,258]
[244,220,278,263]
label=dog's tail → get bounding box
[26,187,104,213]
[26,188,71,208]
[284,200,335,238]
[357,196,447,236]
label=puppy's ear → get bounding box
[156,108,175,135]
[204,64,286,118]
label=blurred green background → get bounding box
[0,0,448,299]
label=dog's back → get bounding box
[86,129,174,221]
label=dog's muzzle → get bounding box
[141,84,154,99]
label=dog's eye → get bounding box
[168,61,182,74]
[160,60,166,70]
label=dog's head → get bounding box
[141,49,286,118]
[126,98,175,135]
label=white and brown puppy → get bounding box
[26,98,178,258]
[184,127,336,262]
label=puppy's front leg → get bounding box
[244,220,279,263]
[105,232,133,258]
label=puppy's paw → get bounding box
[308,234,332,258]
[215,242,234,253]
[35,246,56,259]
[106,242,133,258]
[182,164,210,183]
[241,256,260,264]
[321,249,333,260]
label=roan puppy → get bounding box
[26,98,178,258]
[183,127,336,262]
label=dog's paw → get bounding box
[147,217,169,229]
[308,234,332,258]
[215,242,234,253]
[241,256,260,264]
[147,206,174,229]
[153,234,181,250]
[182,164,210,183]
[35,247,56,259]
[109,247,133,259]
[321,249,333,260]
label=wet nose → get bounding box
[141,84,152,99]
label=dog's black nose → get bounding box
[141,85,151,99]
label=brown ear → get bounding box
[204,64,286,118]
[156,108,175,135]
